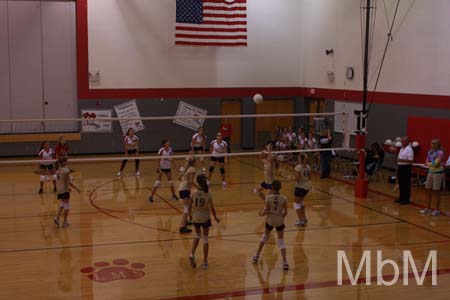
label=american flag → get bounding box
[175,0,247,47]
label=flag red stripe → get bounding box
[203,6,246,11]
[176,26,247,32]
[175,41,247,46]
[204,0,247,3]
[176,34,247,39]
[203,13,246,18]
[202,20,247,25]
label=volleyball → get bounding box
[253,93,263,104]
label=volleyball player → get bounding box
[53,157,80,227]
[254,144,278,197]
[189,174,220,269]
[252,180,289,270]
[208,133,228,187]
[294,153,311,226]
[148,139,178,203]
[117,128,140,177]
[191,127,207,173]
[38,141,57,194]
[55,136,69,160]
[178,157,197,234]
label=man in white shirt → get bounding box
[396,136,414,205]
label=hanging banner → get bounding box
[173,101,207,131]
[81,109,113,133]
[113,99,145,135]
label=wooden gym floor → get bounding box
[0,156,449,300]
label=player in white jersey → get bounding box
[117,128,141,177]
[190,127,207,173]
[188,174,220,269]
[254,144,278,197]
[208,133,228,187]
[53,157,80,227]
[178,157,197,234]
[38,141,57,194]
[148,139,178,203]
[252,180,289,270]
[294,153,311,226]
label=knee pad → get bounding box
[183,204,189,214]
[209,166,215,173]
[278,239,286,250]
[53,174,57,181]
[40,175,45,182]
[203,235,209,244]
[220,168,225,175]
[260,233,270,243]
[154,180,161,187]
[294,202,303,210]
[195,233,201,240]
[169,180,174,186]
[63,202,70,210]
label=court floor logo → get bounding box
[80,259,145,283]
[337,250,437,286]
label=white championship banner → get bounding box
[81,109,113,133]
[113,99,145,135]
[173,101,207,131]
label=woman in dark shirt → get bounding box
[319,129,333,178]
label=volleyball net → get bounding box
[0,111,356,166]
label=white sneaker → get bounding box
[136,171,141,176]
[116,171,122,177]
[201,168,206,174]
[222,181,227,188]
[431,210,440,217]
[419,208,432,215]
[295,219,308,227]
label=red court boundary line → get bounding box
[76,0,450,109]
[158,268,450,300]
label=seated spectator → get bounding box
[365,143,385,176]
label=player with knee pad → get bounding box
[54,157,80,228]
[294,153,311,227]
[208,133,228,188]
[178,157,197,234]
[148,139,178,203]
[117,128,141,177]
[190,127,207,173]
[252,180,289,270]
[254,144,279,198]
[37,141,57,194]
[189,174,220,269]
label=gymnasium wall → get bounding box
[87,0,303,89]
[301,0,450,98]
[87,0,450,100]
